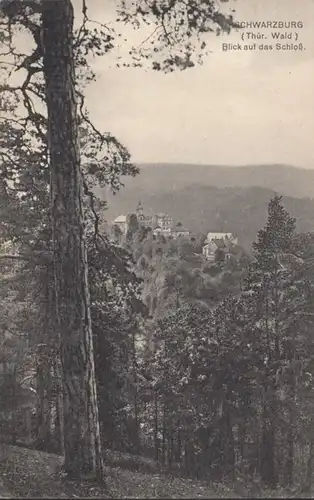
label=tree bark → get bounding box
[54,357,65,455]
[42,0,104,479]
[175,422,181,463]
[161,401,166,466]
[285,414,294,487]
[154,388,159,462]
[260,400,277,488]
[131,324,140,453]
[36,352,52,451]
[36,271,55,452]
[305,439,314,492]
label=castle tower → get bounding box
[136,200,144,220]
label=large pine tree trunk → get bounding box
[42,0,104,479]
[36,269,55,452]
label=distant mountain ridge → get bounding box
[116,163,314,198]
[98,163,314,247]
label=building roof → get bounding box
[113,215,127,223]
[172,226,190,233]
[212,238,226,249]
[203,239,226,250]
[206,232,233,240]
[156,212,171,218]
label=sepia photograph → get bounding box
[0,0,314,497]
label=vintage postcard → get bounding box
[0,0,314,497]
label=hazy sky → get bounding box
[81,1,314,168]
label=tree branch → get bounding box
[0,251,52,264]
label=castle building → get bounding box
[152,212,173,232]
[205,232,238,244]
[136,201,153,228]
[112,202,190,239]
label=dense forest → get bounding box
[1,0,314,497]
[3,173,314,492]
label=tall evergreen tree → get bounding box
[243,196,299,487]
[41,0,104,478]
